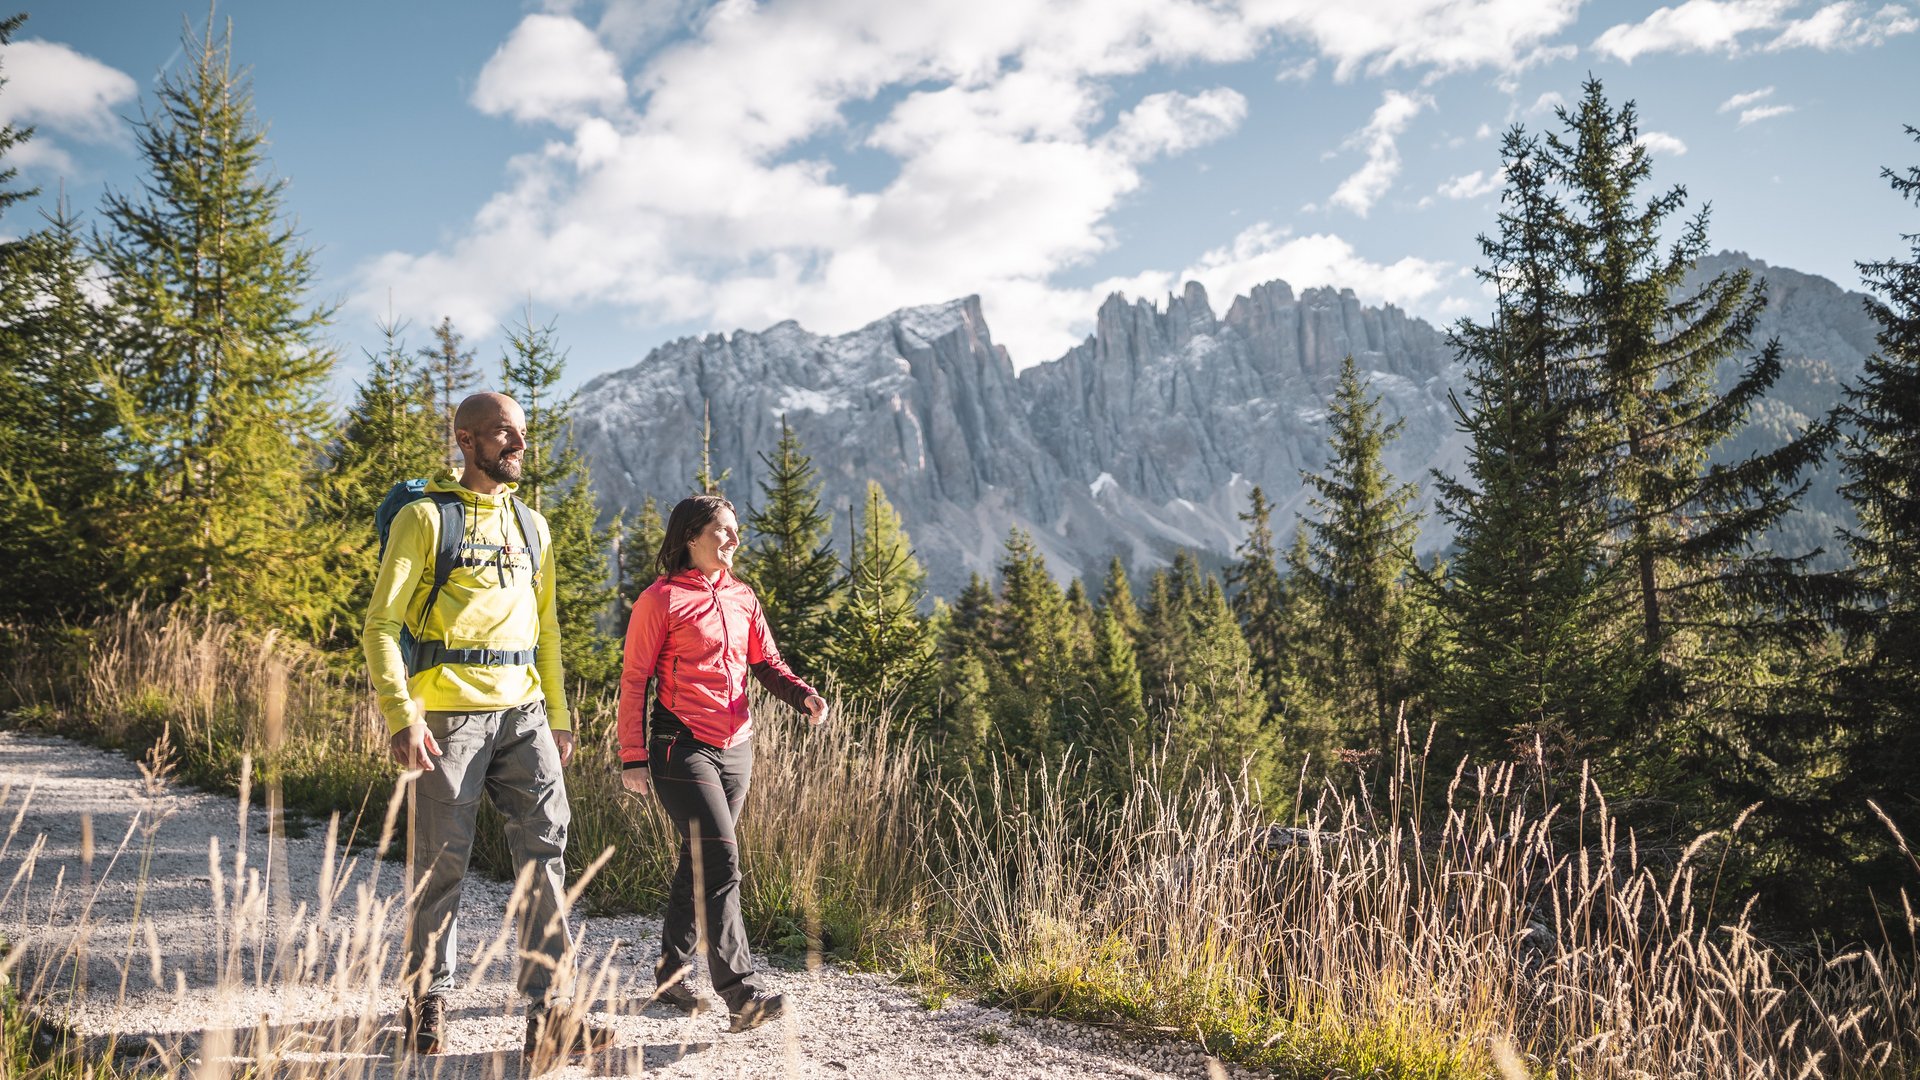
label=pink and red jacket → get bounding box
[617,568,816,766]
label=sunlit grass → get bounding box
[0,605,1915,1078]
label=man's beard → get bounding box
[478,450,523,483]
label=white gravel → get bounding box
[0,731,1259,1079]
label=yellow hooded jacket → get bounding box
[361,478,569,734]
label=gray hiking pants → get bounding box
[403,700,572,1009]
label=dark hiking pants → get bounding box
[404,700,572,1010]
[649,731,763,1010]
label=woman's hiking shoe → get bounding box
[654,981,707,1014]
[402,993,445,1055]
[727,990,786,1033]
[522,1010,617,1073]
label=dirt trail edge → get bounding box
[0,731,1257,1079]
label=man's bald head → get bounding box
[454,392,528,488]
[454,391,523,433]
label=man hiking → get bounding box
[362,391,614,1065]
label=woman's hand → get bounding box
[802,695,829,726]
[622,767,652,796]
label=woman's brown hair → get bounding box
[656,494,736,579]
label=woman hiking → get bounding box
[616,493,829,1032]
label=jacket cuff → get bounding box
[622,758,648,770]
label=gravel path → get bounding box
[0,731,1256,1079]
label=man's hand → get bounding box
[389,723,442,771]
[621,768,651,796]
[553,730,575,767]
[802,695,829,726]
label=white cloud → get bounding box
[1767,1,1919,49]
[1328,90,1432,217]
[1274,57,1317,82]
[1738,103,1796,125]
[356,0,1585,365]
[1593,0,1915,60]
[1181,224,1451,312]
[1718,85,1775,111]
[1102,88,1248,160]
[1636,130,1689,155]
[1526,90,1566,116]
[471,14,630,124]
[0,38,136,144]
[1434,167,1505,199]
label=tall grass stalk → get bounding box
[1,606,1915,1077]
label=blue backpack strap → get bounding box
[415,491,468,638]
[511,496,543,585]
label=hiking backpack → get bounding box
[373,479,544,675]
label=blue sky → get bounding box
[6,0,1917,395]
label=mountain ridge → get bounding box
[573,251,1875,598]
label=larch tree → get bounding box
[826,481,932,717]
[419,316,482,472]
[94,12,344,636]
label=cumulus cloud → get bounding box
[1181,224,1450,312]
[0,38,136,145]
[472,14,630,124]
[356,0,1583,365]
[1767,1,1919,49]
[1636,130,1690,155]
[1434,167,1505,200]
[1328,90,1432,217]
[1593,0,1915,60]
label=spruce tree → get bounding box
[1086,558,1147,790]
[826,481,932,716]
[499,310,617,685]
[617,494,665,616]
[325,316,444,638]
[1838,125,1920,915]
[1144,554,1273,786]
[419,316,482,472]
[1426,125,1640,769]
[1549,79,1838,753]
[988,529,1077,757]
[0,198,120,620]
[95,12,344,636]
[1228,486,1287,696]
[736,417,839,678]
[0,11,39,496]
[1292,356,1422,758]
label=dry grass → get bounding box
[1,606,1915,1078]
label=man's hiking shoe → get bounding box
[727,990,786,1033]
[653,981,707,1014]
[523,1010,617,1073]
[402,993,446,1055]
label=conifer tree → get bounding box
[0,11,39,496]
[935,572,999,770]
[1086,558,1147,789]
[1227,486,1287,705]
[0,198,119,620]
[324,316,444,637]
[1549,79,1838,755]
[736,417,839,677]
[1143,554,1273,786]
[617,494,665,616]
[499,310,617,684]
[988,529,1077,757]
[95,12,344,635]
[419,316,482,471]
[692,398,730,496]
[1838,125,1920,910]
[1292,356,1422,758]
[827,481,932,715]
[1426,126,1639,767]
